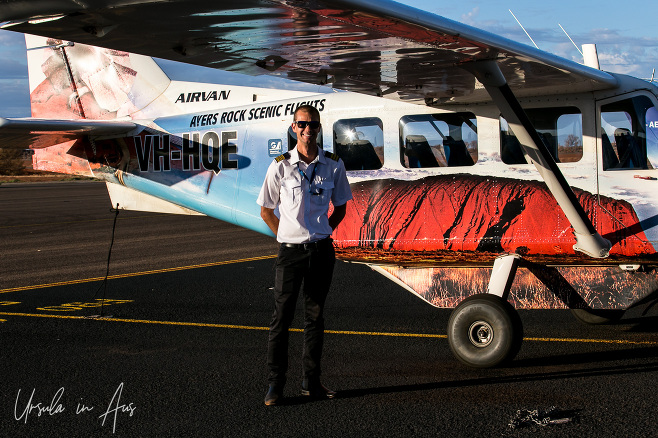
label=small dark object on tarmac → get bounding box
[507,406,578,431]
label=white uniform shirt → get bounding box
[257,147,353,244]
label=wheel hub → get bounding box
[468,320,494,347]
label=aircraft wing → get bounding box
[0,117,137,148]
[0,0,617,105]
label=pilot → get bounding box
[257,104,352,406]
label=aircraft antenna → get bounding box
[651,69,655,82]
[509,9,539,49]
[558,24,583,56]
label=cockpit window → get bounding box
[601,95,656,170]
[399,113,477,168]
[333,118,384,171]
[500,107,583,164]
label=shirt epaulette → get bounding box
[275,152,290,163]
[324,151,339,161]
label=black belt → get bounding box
[281,237,332,250]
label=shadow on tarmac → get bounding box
[330,346,658,400]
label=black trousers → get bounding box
[267,239,335,387]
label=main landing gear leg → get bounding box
[447,254,524,368]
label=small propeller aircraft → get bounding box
[1,0,657,368]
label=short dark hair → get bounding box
[293,104,320,121]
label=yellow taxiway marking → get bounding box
[2,254,656,347]
[0,254,277,294]
[0,311,656,346]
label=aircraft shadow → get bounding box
[614,315,658,333]
[511,345,658,367]
[327,346,658,401]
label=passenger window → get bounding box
[399,113,477,168]
[500,107,583,164]
[333,118,383,170]
[646,107,658,169]
[601,96,656,170]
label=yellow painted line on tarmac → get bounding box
[0,310,656,346]
[0,312,271,331]
[0,254,277,294]
[524,336,658,345]
[325,329,446,339]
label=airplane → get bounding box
[1,0,657,368]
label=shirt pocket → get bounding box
[281,178,302,207]
[312,179,334,206]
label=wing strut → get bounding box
[465,61,611,258]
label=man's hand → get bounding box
[260,206,279,236]
[329,203,347,230]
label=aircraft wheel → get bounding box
[448,294,523,368]
[570,308,625,325]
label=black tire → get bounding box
[448,294,523,368]
[570,308,625,325]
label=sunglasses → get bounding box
[294,120,320,129]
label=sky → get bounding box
[0,0,657,117]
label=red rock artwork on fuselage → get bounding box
[333,174,655,261]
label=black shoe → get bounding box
[301,379,336,399]
[264,385,283,406]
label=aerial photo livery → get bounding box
[1,0,658,367]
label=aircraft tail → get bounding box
[26,34,176,121]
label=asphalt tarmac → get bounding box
[1,181,658,437]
